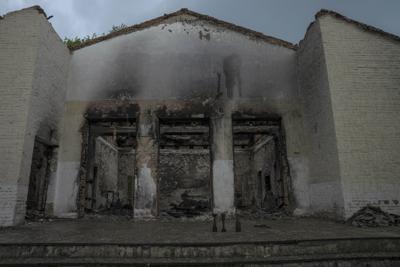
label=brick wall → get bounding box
[319,15,400,218]
[0,7,70,226]
[297,21,344,217]
[28,15,70,219]
[0,8,40,226]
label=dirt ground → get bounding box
[1,216,400,245]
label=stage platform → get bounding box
[1,216,400,266]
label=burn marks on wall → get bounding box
[159,119,209,149]
[85,103,139,121]
[102,49,146,100]
[223,54,242,98]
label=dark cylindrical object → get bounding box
[212,213,218,232]
[221,213,227,232]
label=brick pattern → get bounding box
[0,186,18,225]
[0,10,40,226]
[320,16,400,217]
[297,21,344,217]
[21,15,70,221]
[0,9,70,226]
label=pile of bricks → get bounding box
[347,205,400,227]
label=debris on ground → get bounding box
[347,205,400,227]
[165,191,209,218]
[237,208,292,220]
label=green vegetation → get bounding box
[63,23,127,49]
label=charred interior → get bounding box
[27,108,291,220]
[233,118,287,212]
[26,137,55,219]
[159,118,211,218]
[71,112,291,218]
[85,119,137,215]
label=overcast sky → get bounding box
[1,0,399,43]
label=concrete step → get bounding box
[1,253,400,266]
[0,237,399,265]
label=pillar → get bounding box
[211,101,235,215]
[134,109,159,218]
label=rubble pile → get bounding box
[166,192,209,218]
[347,205,400,227]
[237,208,291,220]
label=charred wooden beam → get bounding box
[160,126,209,134]
[91,126,137,135]
[233,125,279,134]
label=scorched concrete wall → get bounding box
[56,14,306,216]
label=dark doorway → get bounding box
[85,119,136,216]
[26,137,53,219]
[233,118,289,212]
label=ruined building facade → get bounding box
[1,6,399,226]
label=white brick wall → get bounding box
[319,15,400,218]
[0,9,40,226]
[0,8,70,226]
[297,21,345,217]
[20,10,70,221]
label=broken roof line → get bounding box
[7,6,399,50]
[1,5,47,19]
[71,8,296,51]
[316,9,400,43]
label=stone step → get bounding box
[1,252,400,266]
[1,238,400,258]
[0,238,399,265]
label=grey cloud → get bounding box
[1,0,399,43]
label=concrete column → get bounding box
[211,101,235,215]
[134,109,159,218]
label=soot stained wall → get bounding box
[57,14,304,217]
[67,15,297,102]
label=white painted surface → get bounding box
[288,156,310,210]
[53,161,80,216]
[134,163,157,217]
[212,159,235,214]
